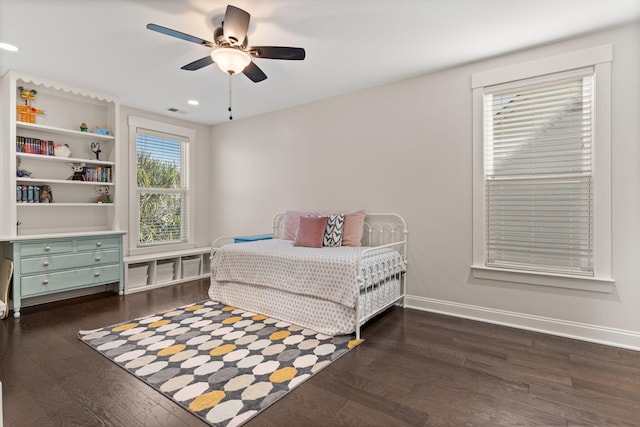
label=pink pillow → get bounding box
[294,216,328,248]
[342,210,366,246]
[283,209,366,245]
[283,210,330,240]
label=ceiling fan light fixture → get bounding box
[211,47,251,75]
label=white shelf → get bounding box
[124,247,212,263]
[1,229,126,241]
[17,152,115,166]
[17,202,114,207]
[16,121,114,141]
[16,178,113,186]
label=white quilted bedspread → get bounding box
[211,239,404,308]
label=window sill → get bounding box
[471,265,615,293]
[129,242,196,257]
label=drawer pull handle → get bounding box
[43,261,49,267]
[96,242,102,247]
[44,246,51,252]
[95,256,101,261]
[42,279,49,285]
[94,272,100,277]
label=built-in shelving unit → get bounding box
[1,70,121,235]
[0,70,125,316]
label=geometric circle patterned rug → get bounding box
[78,300,362,426]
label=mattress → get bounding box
[210,239,405,307]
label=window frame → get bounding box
[128,116,196,255]
[471,45,614,292]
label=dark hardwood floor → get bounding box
[1,280,639,426]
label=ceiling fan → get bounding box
[146,4,306,83]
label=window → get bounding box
[485,69,593,276]
[471,45,613,291]
[128,117,195,251]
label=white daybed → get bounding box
[209,212,407,339]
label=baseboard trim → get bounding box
[404,295,640,352]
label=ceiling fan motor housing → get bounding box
[214,25,247,49]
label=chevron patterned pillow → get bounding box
[323,213,345,247]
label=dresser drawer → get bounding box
[21,249,120,274]
[77,237,121,252]
[20,240,73,256]
[21,264,121,297]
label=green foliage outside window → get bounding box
[137,152,183,244]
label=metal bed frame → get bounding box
[212,213,408,339]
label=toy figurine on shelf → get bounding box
[91,142,101,160]
[96,186,111,203]
[80,122,88,132]
[39,185,53,203]
[92,125,111,136]
[54,143,71,157]
[16,158,32,177]
[16,86,45,123]
[68,162,86,181]
[19,87,37,102]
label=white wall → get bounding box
[118,106,212,253]
[210,23,640,349]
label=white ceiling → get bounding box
[1,0,639,125]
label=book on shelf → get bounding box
[16,136,55,156]
[17,185,41,203]
[83,166,112,183]
[17,135,113,183]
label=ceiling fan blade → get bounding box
[181,56,214,71]
[223,5,250,45]
[248,46,306,60]
[146,23,214,47]
[243,61,267,83]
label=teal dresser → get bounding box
[4,232,124,317]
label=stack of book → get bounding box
[16,185,41,203]
[84,166,112,182]
[16,136,55,155]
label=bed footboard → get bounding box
[274,212,408,339]
[354,214,408,339]
[355,242,406,339]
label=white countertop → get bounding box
[0,230,127,242]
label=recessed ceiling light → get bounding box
[0,42,19,52]
[187,99,199,106]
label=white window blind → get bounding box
[483,68,594,276]
[135,129,189,246]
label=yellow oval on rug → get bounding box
[112,322,138,332]
[189,390,226,411]
[210,343,236,356]
[269,366,297,383]
[158,344,186,356]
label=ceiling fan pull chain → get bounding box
[228,74,233,120]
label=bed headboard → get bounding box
[272,212,408,248]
